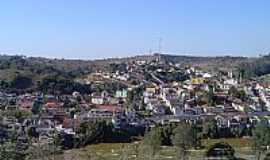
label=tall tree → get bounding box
[252,123,270,160]
[171,123,198,160]
[141,127,163,160]
[205,142,236,159]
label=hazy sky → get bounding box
[0,0,269,59]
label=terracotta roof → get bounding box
[95,105,123,113]
[45,102,59,108]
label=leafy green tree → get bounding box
[0,142,19,160]
[142,127,163,160]
[207,85,215,106]
[27,141,62,160]
[10,74,33,89]
[75,120,108,147]
[0,137,30,160]
[171,123,197,160]
[202,120,218,138]
[31,100,42,115]
[230,127,242,138]
[2,110,31,122]
[205,142,236,159]
[252,123,270,160]
[228,86,247,100]
[264,152,270,160]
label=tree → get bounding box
[2,110,31,123]
[27,141,62,160]
[207,85,215,106]
[31,100,42,115]
[141,127,163,160]
[171,123,197,160]
[228,86,247,101]
[75,120,108,147]
[205,142,236,159]
[264,152,270,160]
[202,120,218,138]
[0,141,22,160]
[10,74,33,89]
[252,123,270,160]
[0,135,30,160]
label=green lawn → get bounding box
[59,138,256,160]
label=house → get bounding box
[203,73,212,78]
[221,79,238,90]
[171,106,181,115]
[91,91,109,105]
[145,83,158,93]
[45,101,62,109]
[115,89,128,98]
[232,102,245,112]
[92,105,123,116]
[91,96,104,105]
[191,78,205,85]
[152,105,166,115]
[88,108,114,118]
[17,95,35,109]
[215,115,230,128]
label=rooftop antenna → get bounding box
[156,37,163,62]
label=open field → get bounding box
[57,138,256,160]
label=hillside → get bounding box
[0,53,267,93]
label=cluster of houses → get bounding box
[1,57,270,145]
[0,87,144,145]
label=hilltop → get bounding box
[0,53,267,93]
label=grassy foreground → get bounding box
[57,138,255,160]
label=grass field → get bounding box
[59,138,256,160]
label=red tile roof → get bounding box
[95,105,123,113]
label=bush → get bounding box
[206,142,235,159]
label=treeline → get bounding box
[0,55,133,94]
[143,120,252,149]
[238,54,270,78]
[142,121,270,160]
[0,74,92,94]
[0,55,92,78]
[38,75,92,95]
[62,120,144,149]
[0,55,95,93]
[0,120,145,160]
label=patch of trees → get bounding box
[0,74,34,93]
[205,142,237,160]
[156,71,189,83]
[38,75,91,94]
[252,122,270,160]
[228,86,247,101]
[108,63,127,73]
[141,123,201,159]
[238,55,270,78]
[202,120,252,139]
[90,81,127,94]
[10,74,33,90]
[172,123,202,159]
[141,122,250,160]
[73,120,111,147]
[62,120,143,149]
[0,55,96,93]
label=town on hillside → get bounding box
[1,54,270,159]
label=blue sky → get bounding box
[0,0,269,59]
